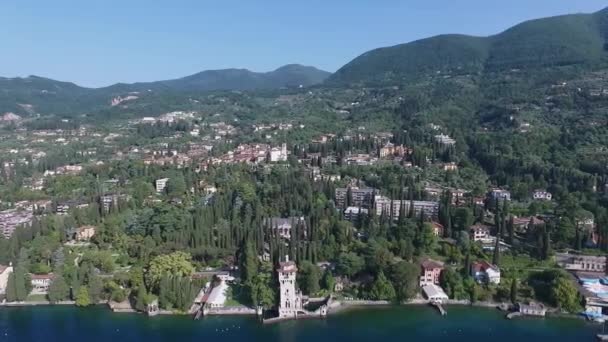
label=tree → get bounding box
[322,270,335,292]
[336,252,365,278]
[135,285,148,312]
[464,277,477,303]
[14,267,29,301]
[492,234,500,266]
[240,241,258,284]
[389,261,419,301]
[75,286,91,307]
[551,277,580,312]
[510,278,518,304]
[440,268,464,299]
[147,252,195,290]
[88,275,104,302]
[298,261,321,295]
[248,271,275,308]
[368,272,396,301]
[166,175,186,197]
[364,242,393,274]
[417,223,437,254]
[48,274,70,303]
[5,272,16,302]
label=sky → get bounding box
[1,0,607,88]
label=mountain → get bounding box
[104,64,330,93]
[328,7,608,85]
[0,64,330,117]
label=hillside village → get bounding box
[0,100,606,322]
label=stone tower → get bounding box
[277,255,302,318]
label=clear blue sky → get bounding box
[1,0,606,87]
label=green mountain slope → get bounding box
[328,8,608,85]
[0,64,330,116]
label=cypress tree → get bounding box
[510,278,518,304]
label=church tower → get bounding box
[277,255,302,318]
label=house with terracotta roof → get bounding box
[430,222,444,237]
[419,259,444,286]
[512,216,544,233]
[470,261,501,285]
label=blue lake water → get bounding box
[0,305,600,341]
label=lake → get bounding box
[0,305,600,341]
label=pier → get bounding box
[430,302,447,316]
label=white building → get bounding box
[265,217,306,240]
[344,207,368,222]
[471,261,501,285]
[206,280,229,308]
[490,189,511,202]
[374,195,439,219]
[30,273,54,294]
[269,143,288,162]
[0,264,13,294]
[434,134,456,146]
[155,178,169,194]
[469,224,491,242]
[277,257,303,318]
[533,190,552,201]
[422,284,449,303]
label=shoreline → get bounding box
[0,298,586,323]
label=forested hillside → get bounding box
[328,7,608,86]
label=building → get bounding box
[430,222,444,237]
[206,279,229,308]
[343,207,368,222]
[0,209,33,238]
[471,261,501,285]
[442,162,458,171]
[269,143,288,162]
[556,253,606,273]
[518,302,546,317]
[512,216,544,233]
[420,259,444,286]
[30,273,54,294]
[490,189,511,202]
[379,143,411,158]
[533,190,552,201]
[265,217,307,240]
[155,178,169,194]
[74,225,96,241]
[277,257,303,319]
[374,196,439,220]
[55,199,89,215]
[470,224,491,242]
[422,284,449,303]
[434,134,456,146]
[0,264,13,294]
[335,187,376,209]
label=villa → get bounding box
[420,259,444,286]
[471,261,501,285]
[30,273,54,294]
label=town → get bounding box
[0,100,607,324]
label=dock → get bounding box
[430,302,447,316]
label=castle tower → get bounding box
[277,255,302,318]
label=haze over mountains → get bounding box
[1,6,608,117]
